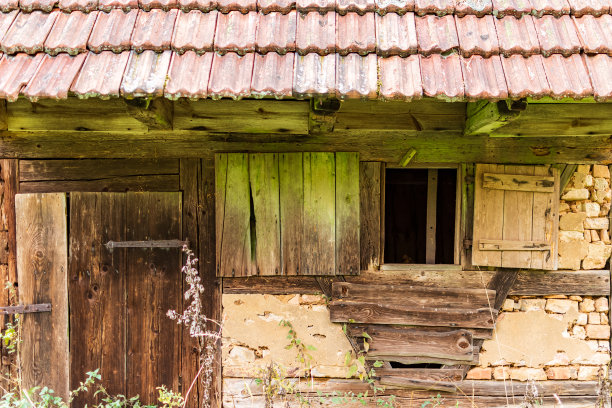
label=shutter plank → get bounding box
[479,239,550,251]
[336,152,360,275]
[215,154,227,276]
[501,165,534,268]
[359,162,382,271]
[249,153,281,276]
[482,173,555,192]
[531,166,554,269]
[16,193,69,400]
[472,164,505,267]
[279,153,303,275]
[302,152,336,275]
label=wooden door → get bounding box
[69,192,182,406]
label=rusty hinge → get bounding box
[105,240,188,250]
[0,303,51,315]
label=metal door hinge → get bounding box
[0,303,51,315]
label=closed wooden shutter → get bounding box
[216,152,359,277]
[472,164,560,270]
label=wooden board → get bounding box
[359,162,382,271]
[20,176,180,193]
[279,153,303,275]
[125,192,181,405]
[302,152,336,275]
[482,172,555,192]
[335,152,360,275]
[16,193,69,400]
[472,164,504,267]
[349,324,492,340]
[426,169,438,264]
[501,165,534,268]
[249,153,281,276]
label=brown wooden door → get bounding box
[69,192,182,406]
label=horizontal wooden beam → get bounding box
[124,98,173,130]
[0,303,51,314]
[483,172,555,192]
[464,100,525,136]
[478,239,551,251]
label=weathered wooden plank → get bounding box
[502,165,535,268]
[302,152,335,275]
[16,193,69,400]
[546,167,560,270]
[215,154,227,277]
[126,192,181,405]
[329,301,496,329]
[487,269,519,311]
[379,377,457,393]
[359,162,382,271]
[19,175,180,193]
[472,164,505,267]
[19,159,179,181]
[332,282,495,309]
[216,153,252,277]
[464,100,523,136]
[426,169,438,264]
[223,276,322,294]
[249,153,281,276]
[531,166,555,269]
[482,172,555,192]
[124,98,173,130]
[374,368,464,382]
[380,264,462,271]
[335,152,360,275]
[349,324,493,340]
[478,239,550,251]
[559,164,578,195]
[461,164,475,269]
[279,153,303,275]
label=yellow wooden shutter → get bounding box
[215,152,359,277]
[472,164,560,270]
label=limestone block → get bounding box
[580,298,595,312]
[577,313,588,325]
[575,352,611,365]
[601,313,609,325]
[510,367,547,381]
[584,217,609,230]
[558,238,589,270]
[591,229,601,242]
[562,189,589,201]
[589,312,601,324]
[545,366,571,380]
[601,203,610,216]
[559,230,585,241]
[598,341,610,351]
[582,243,612,269]
[576,165,591,174]
[585,231,592,243]
[519,298,545,312]
[577,366,601,381]
[594,297,609,312]
[569,296,583,301]
[559,202,570,213]
[593,165,610,179]
[560,213,587,231]
[227,346,256,364]
[586,325,610,340]
[584,203,601,217]
[501,299,515,312]
[493,366,510,380]
[602,229,611,245]
[587,340,600,351]
[466,367,492,380]
[572,325,586,340]
[594,177,609,191]
[585,175,594,187]
[545,299,577,314]
[591,188,610,204]
[570,173,588,189]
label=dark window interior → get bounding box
[389,362,444,369]
[384,168,457,264]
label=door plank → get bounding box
[16,193,69,400]
[472,164,505,267]
[335,152,360,275]
[359,162,382,271]
[426,169,438,264]
[501,165,534,268]
[279,153,303,275]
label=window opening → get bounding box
[384,168,457,264]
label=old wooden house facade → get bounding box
[0,0,611,406]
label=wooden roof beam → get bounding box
[464,100,526,136]
[309,97,341,134]
[124,98,173,130]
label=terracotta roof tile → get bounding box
[88,9,138,53]
[178,0,215,11]
[375,12,417,57]
[415,15,459,56]
[541,53,592,98]
[140,0,177,11]
[251,51,293,98]
[293,52,335,97]
[98,0,137,11]
[494,15,540,57]
[573,14,612,55]
[217,0,255,13]
[567,0,609,17]
[164,50,213,99]
[420,53,464,100]
[0,53,44,101]
[336,12,375,55]
[491,0,532,17]
[533,14,580,56]
[375,0,413,14]
[415,0,454,16]
[71,50,130,98]
[455,14,499,57]
[335,53,377,98]
[131,9,178,52]
[0,0,18,12]
[59,0,98,12]
[256,11,296,54]
[120,49,171,97]
[337,0,374,14]
[296,0,334,13]
[296,11,335,55]
[455,0,493,16]
[461,55,507,99]
[19,0,56,12]
[0,9,17,40]
[23,53,87,101]
[378,54,422,99]
[584,54,612,100]
[501,54,550,98]
[1,10,58,54]
[45,11,99,56]
[257,0,293,13]
[214,11,258,54]
[530,0,569,17]
[208,52,254,99]
[171,10,217,54]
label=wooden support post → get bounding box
[426,169,438,264]
[464,100,526,136]
[309,98,340,134]
[1,160,18,300]
[124,98,173,130]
